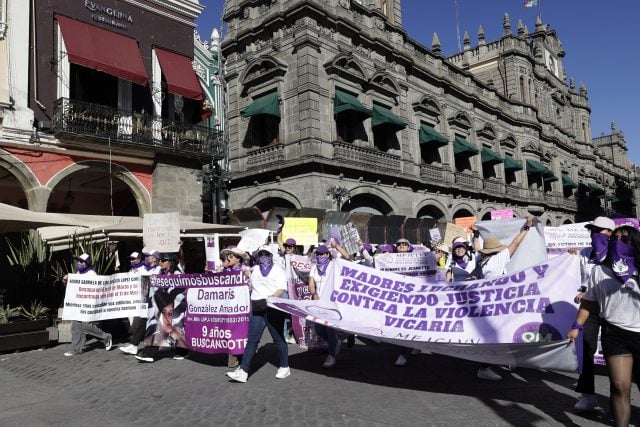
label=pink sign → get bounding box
[491,209,514,220]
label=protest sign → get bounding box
[442,222,468,246]
[339,223,361,255]
[148,272,250,354]
[143,212,181,253]
[205,234,220,271]
[544,223,591,254]
[268,254,581,372]
[491,209,513,220]
[375,251,438,277]
[283,217,318,246]
[429,227,442,243]
[236,228,270,253]
[63,272,146,321]
[454,216,477,238]
[284,254,327,349]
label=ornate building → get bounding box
[221,0,635,227]
[0,0,220,220]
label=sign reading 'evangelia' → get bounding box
[84,0,133,30]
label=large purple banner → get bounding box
[149,271,250,355]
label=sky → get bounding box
[195,0,639,165]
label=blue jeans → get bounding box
[314,323,338,356]
[240,308,288,373]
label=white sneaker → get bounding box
[285,336,296,344]
[63,351,75,357]
[574,394,598,411]
[395,354,407,367]
[104,334,113,351]
[119,344,138,355]
[477,367,502,380]
[275,367,291,379]
[226,368,248,383]
[323,355,336,368]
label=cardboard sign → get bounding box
[283,217,318,246]
[143,212,180,253]
[491,209,513,220]
[442,222,468,246]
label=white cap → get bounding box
[585,216,615,231]
[129,251,140,259]
[255,245,273,256]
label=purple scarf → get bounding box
[609,239,637,286]
[590,233,609,264]
[257,255,274,276]
[130,261,143,270]
[78,265,94,274]
[316,256,330,276]
[453,255,469,269]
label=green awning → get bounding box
[240,92,280,118]
[334,89,371,118]
[587,182,605,195]
[606,194,621,202]
[371,105,406,131]
[561,173,578,189]
[543,172,559,183]
[453,136,479,155]
[481,147,503,165]
[419,124,448,146]
[526,159,547,174]
[503,155,523,171]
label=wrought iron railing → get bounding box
[52,98,223,158]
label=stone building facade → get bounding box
[0,0,218,220]
[221,0,635,225]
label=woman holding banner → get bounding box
[226,245,290,383]
[568,225,640,427]
[446,238,477,282]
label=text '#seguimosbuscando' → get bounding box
[150,272,248,288]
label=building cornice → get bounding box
[121,0,203,27]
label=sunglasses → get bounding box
[284,245,295,249]
[397,242,409,246]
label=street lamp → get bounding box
[196,162,231,224]
[326,185,350,211]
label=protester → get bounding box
[308,245,343,368]
[568,225,640,426]
[136,253,188,362]
[435,243,449,269]
[221,245,251,368]
[446,238,477,282]
[129,251,145,273]
[227,245,290,383]
[393,238,421,367]
[571,216,615,411]
[275,236,297,344]
[142,248,161,275]
[471,216,537,380]
[395,238,413,253]
[64,253,113,357]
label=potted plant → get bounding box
[0,301,50,352]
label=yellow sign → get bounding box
[283,217,318,246]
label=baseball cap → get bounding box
[129,251,140,259]
[585,216,615,231]
[284,238,297,246]
[315,245,329,254]
[74,253,92,265]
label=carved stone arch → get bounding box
[368,71,401,102]
[415,198,449,219]
[500,134,517,150]
[561,216,574,225]
[0,148,43,210]
[45,161,151,215]
[240,55,288,89]
[347,185,398,215]
[447,111,472,132]
[451,202,476,221]
[324,53,369,87]
[412,95,443,122]
[478,124,497,141]
[244,188,302,210]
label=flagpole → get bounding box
[538,0,542,21]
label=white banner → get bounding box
[544,223,591,250]
[374,251,437,277]
[268,253,581,372]
[63,272,147,321]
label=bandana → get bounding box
[609,239,637,286]
[316,256,330,276]
[454,255,469,270]
[589,232,609,264]
[77,265,93,274]
[257,255,274,276]
[130,261,143,270]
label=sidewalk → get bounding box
[0,336,635,426]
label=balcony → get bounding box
[247,143,285,168]
[506,184,522,199]
[420,163,443,181]
[454,172,479,190]
[483,179,504,195]
[528,188,545,204]
[52,98,222,158]
[332,141,401,174]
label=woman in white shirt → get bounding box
[227,245,290,383]
[446,238,477,282]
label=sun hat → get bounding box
[221,245,249,261]
[478,236,506,255]
[585,216,615,231]
[436,244,450,253]
[74,253,92,265]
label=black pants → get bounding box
[576,312,601,394]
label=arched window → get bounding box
[519,76,527,104]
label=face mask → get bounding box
[590,232,609,264]
[76,263,91,273]
[131,261,143,269]
[257,254,273,276]
[609,238,637,287]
